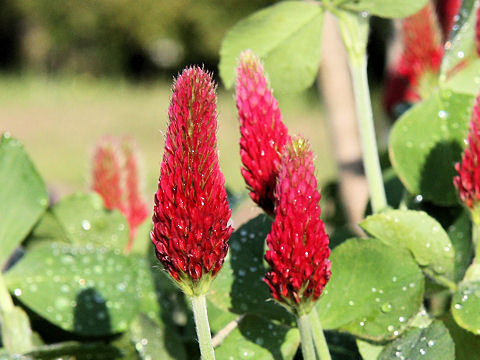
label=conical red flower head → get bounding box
[236,50,290,215]
[91,136,149,251]
[264,138,331,315]
[92,138,124,212]
[384,2,450,117]
[151,66,233,296]
[454,93,480,221]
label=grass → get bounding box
[0,74,336,200]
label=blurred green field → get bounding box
[0,75,337,200]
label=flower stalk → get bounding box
[310,307,332,360]
[191,295,215,360]
[297,313,316,360]
[337,10,387,213]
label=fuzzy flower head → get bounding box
[92,136,149,249]
[384,1,459,117]
[151,67,233,296]
[236,50,290,215]
[264,137,331,315]
[454,93,480,223]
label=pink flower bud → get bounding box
[151,67,233,296]
[236,50,290,215]
[264,138,331,315]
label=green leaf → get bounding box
[215,315,299,360]
[339,0,429,18]
[207,298,240,335]
[129,218,152,255]
[443,59,480,96]
[389,90,475,205]
[440,0,479,79]
[208,215,294,325]
[1,306,34,354]
[356,339,383,360]
[4,243,139,335]
[361,210,455,280]
[0,134,48,268]
[23,341,124,360]
[316,238,425,341]
[443,311,480,360]
[447,209,474,282]
[130,313,186,360]
[378,321,455,360]
[451,281,480,335]
[52,192,129,251]
[219,1,323,93]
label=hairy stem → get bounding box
[191,294,215,360]
[337,10,387,214]
[297,313,316,360]
[310,307,332,360]
[0,273,14,317]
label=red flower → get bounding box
[122,139,149,250]
[91,137,149,250]
[454,93,480,215]
[264,138,331,315]
[236,50,290,215]
[384,2,445,116]
[92,138,125,212]
[151,67,233,296]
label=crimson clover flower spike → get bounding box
[454,93,480,223]
[236,50,291,215]
[121,138,149,250]
[383,2,444,117]
[151,66,233,297]
[92,137,125,213]
[264,137,331,315]
[91,137,149,250]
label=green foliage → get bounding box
[4,243,139,335]
[0,133,48,268]
[451,280,480,335]
[129,313,186,360]
[378,321,455,360]
[208,214,294,325]
[316,238,425,341]
[219,1,323,93]
[338,0,429,18]
[215,315,300,360]
[1,306,34,354]
[51,192,129,251]
[389,90,475,206]
[361,210,455,281]
[440,0,480,80]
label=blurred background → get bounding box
[0,0,389,215]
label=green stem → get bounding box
[337,10,387,214]
[310,307,332,360]
[0,272,14,317]
[474,221,480,264]
[191,294,215,360]
[297,313,316,360]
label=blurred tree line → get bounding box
[0,0,277,79]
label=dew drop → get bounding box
[81,220,91,231]
[14,288,22,296]
[381,303,392,313]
